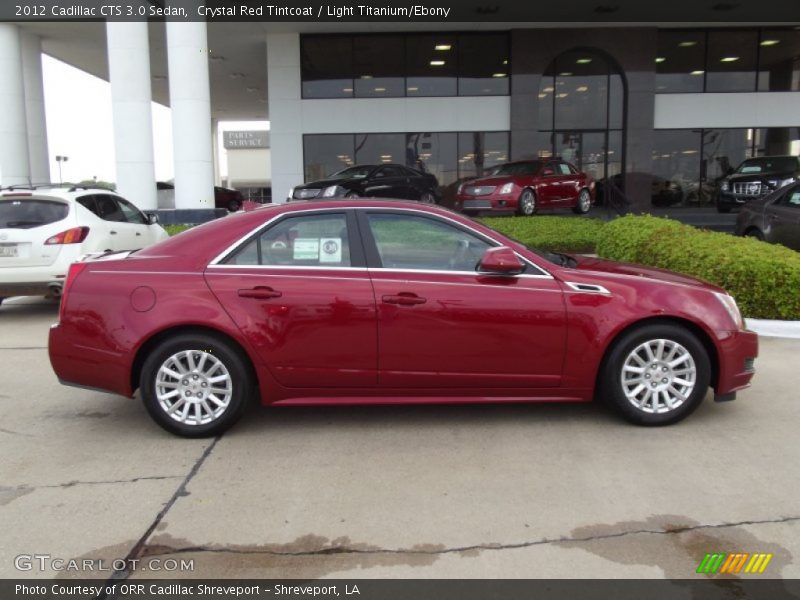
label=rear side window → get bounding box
[0,199,69,229]
[224,213,352,267]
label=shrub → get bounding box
[479,215,604,253]
[164,224,193,236]
[596,215,800,320]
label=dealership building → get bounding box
[0,17,798,215]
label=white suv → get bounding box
[0,185,168,305]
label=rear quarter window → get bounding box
[0,199,69,229]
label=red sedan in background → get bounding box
[455,159,595,216]
[49,200,756,437]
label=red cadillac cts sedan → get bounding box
[49,200,757,437]
[455,159,595,216]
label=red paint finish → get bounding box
[49,200,756,414]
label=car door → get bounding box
[363,166,408,199]
[204,210,378,388]
[358,209,567,389]
[557,162,581,206]
[536,162,561,206]
[768,185,800,250]
[91,194,131,251]
[113,195,158,248]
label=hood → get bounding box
[571,256,723,292]
[726,171,796,183]
[464,176,518,187]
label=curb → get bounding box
[745,318,800,340]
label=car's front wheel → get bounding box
[572,189,592,214]
[600,323,710,426]
[140,333,252,437]
[745,228,765,241]
[517,189,536,216]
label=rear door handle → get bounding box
[382,292,426,306]
[110,231,117,235]
[238,286,282,300]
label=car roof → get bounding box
[0,185,118,202]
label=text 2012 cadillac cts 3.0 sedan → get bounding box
[49,201,757,437]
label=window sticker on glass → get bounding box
[319,238,343,263]
[293,238,320,260]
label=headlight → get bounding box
[720,181,729,192]
[500,182,514,194]
[779,177,796,188]
[322,185,340,197]
[714,292,745,330]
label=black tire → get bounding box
[572,189,592,214]
[599,323,710,426]
[0,297,5,308]
[227,200,241,213]
[717,205,732,214]
[517,189,536,216]
[345,191,360,199]
[140,332,252,437]
[745,228,765,241]
[420,191,437,204]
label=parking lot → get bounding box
[1,295,799,580]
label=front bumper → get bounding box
[456,194,516,212]
[715,329,758,397]
[717,191,766,210]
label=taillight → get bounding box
[59,261,90,321]
[45,226,89,245]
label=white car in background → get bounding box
[0,185,168,306]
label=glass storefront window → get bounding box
[702,129,752,187]
[301,36,354,99]
[651,130,702,207]
[406,133,458,186]
[457,132,510,180]
[405,34,458,97]
[353,35,405,98]
[754,127,800,156]
[457,33,509,96]
[303,134,355,181]
[553,51,609,131]
[354,133,407,166]
[655,30,706,93]
[705,29,758,92]
[758,29,800,92]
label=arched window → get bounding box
[537,49,626,187]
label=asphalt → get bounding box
[1,296,798,580]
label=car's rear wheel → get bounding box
[600,323,710,426]
[420,191,436,204]
[140,333,252,437]
[745,228,765,241]
[572,189,592,214]
[517,189,536,216]
[227,199,241,212]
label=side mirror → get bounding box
[477,246,525,276]
[147,213,159,225]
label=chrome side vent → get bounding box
[565,281,610,294]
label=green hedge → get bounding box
[480,215,604,253]
[164,224,193,236]
[596,215,800,320]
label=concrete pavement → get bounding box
[1,296,798,580]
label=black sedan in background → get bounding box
[735,182,800,251]
[291,164,439,203]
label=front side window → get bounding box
[225,213,352,267]
[115,197,147,224]
[94,195,125,222]
[779,186,800,208]
[367,213,491,272]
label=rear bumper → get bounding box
[0,281,63,297]
[48,322,132,397]
[0,259,74,296]
[715,329,759,397]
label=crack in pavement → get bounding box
[97,436,221,593]
[138,514,800,559]
[7,475,185,491]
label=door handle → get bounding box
[135,232,142,236]
[110,231,117,235]
[238,286,282,300]
[382,292,426,306]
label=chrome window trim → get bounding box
[207,205,554,279]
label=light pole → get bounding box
[55,155,69,184]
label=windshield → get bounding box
[492,162,543,177]
[735,157,799,174]
[329,165,375,179]
[0,199,69,229]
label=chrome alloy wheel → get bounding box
[620,339,697,414]
[519,190,535,215]
[579,190,591,212]
[155,350,233,426]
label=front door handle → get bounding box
[238,286,282,300]
[110,231,117,235]
[382,292,426,306]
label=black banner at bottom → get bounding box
[4,579,800,600]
